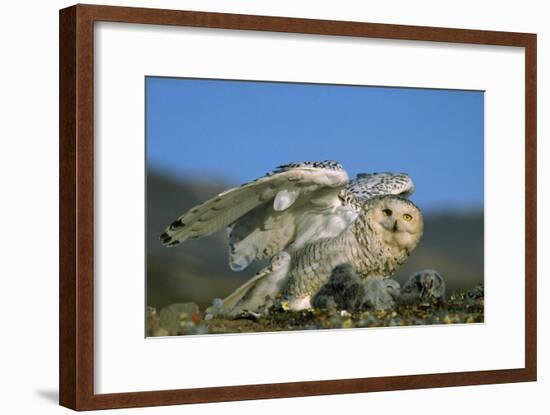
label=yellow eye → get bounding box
[382,209,392,217]
[403,213,413,222]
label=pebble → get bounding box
[157,302,200,335]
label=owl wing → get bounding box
[347,172,415,202]
[160,161,357,271]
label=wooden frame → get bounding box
[59,4,537,410]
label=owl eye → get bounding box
[403,213,413,221]
[382,208,392,217]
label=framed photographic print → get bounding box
[59,4,537,410]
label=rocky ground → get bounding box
[146,284,484,337]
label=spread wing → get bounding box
[160,161,356,271]
[347,172,415,202]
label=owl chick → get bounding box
[466,284,484,305]
[400,269,446,304]
[312,263,401,311]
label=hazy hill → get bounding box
[147,171,483,310]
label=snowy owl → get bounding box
[160,161,423,314]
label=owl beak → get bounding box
[392,221,398,232]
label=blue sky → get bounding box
[146,77,484,212]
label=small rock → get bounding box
[205,297,226,320]
[157,302,200,335]
[146,306,158,336]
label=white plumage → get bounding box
[160,161,422,314]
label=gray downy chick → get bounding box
[312,263,400,311]
[400,269,446,304]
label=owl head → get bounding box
[364,195,424,262]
